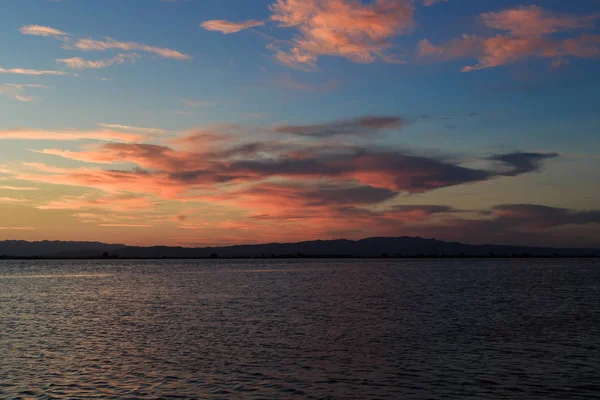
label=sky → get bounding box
[0,0,599,248]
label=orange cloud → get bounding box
[269,0,414,69]
[1,128,144,142]
[481,6,598,37]
[201,19,264,34]
[419,6,600,71]
[25,122,557,202]
[462,34,600,72]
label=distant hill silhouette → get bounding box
[0,240,124,258]
[1,237,599,259]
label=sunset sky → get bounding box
[1,0,599,247]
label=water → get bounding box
[0,259,599,399]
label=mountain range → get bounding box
[1,237,599,258]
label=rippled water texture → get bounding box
[1,259,599,399]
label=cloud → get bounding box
[274,116,404,137]
[269,0,414,69]
[490,204,600,229]
[69,38,190,60]
[0,128,144,142]
[250,183,399,207]
[463,35,600,72]
[35,147,551,199]
[98,123,172,135]
[419,6,600,71]
[0,67,67,76]
[57,53,140,69]
[201,19,265,34]
[21,117,558,201]
[0,185,39,191]
[4,115,559,239]
[422,0,448,6]
[37,193,159,211]
[20,24,191,60]
[0,84,46,102]
[489,152,559,176]
[19,24,69,38]
[481,6,598,37]
[0,197,29,203]
[99,224,153,228]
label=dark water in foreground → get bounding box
[1,259,599,399]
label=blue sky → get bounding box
[0,0,599,247]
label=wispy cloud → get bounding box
[274,116,404,137]
[201,19,264,34]
[99,223,153,228]
[57,53,140,69]
[19,24,69,38]
[69,38,190,60]
[0,128,143,142]
[422,0,448,6]
[98,123,172,135]
[0,67,67,76]
[0,185,39,191]
[19,24,191,60]
[0,197,29,203]
[0,84,46,102]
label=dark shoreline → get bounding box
[2,255,599,260]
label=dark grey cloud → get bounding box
[490,152,559,176]
[274,116,405,137]
[492,204,600,228]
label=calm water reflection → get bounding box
[1,259,599,399]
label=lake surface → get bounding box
[1,259,599,399]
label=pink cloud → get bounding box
[481,6,598,37]
[422,0,447,6]
[419,6,600,71]
[269,0,414,69]
[201,19,264,34]
[0,128,144,142]
[23,122,557,202]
